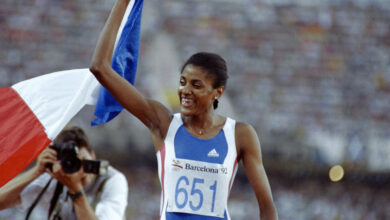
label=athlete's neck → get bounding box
[181,110,224,135]
[181,111,218,131]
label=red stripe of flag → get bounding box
[0,88,51,187]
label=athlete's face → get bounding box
[178,64,222,116]
[77,147,96,186]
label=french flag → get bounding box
[0,0,143,187]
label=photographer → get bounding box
[0,127,128,220]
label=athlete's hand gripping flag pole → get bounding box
[0,0,144,187]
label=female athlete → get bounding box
[90,0,278,219]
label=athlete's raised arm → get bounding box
[89,0,172,141]
[236,122,278,220]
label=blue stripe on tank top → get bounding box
[166,210,228,220]
[174,125,228,164]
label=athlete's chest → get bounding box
[173,125,229,164]
[165,127,232,218]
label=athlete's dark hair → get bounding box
[181,52,228,109]
[55,126,90,152]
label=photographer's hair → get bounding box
[54,126,90,152]
[180,52,228,109]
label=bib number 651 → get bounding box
[175,176,217,212]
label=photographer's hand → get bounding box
[48,162,99,220]
[0,146,57,210]
[35,147,57,175]
[48,161,84,193]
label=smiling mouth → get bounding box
[181,98,194,108]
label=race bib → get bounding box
[166,159,229,218]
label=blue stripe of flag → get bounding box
[91,0,144,126]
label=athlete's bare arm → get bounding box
[90,0,172,150]
[236,122,278,220]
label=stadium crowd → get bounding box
[1,0,390,219]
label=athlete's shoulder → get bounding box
[146,99,174,134]
[234,122,260,156]
[235,121,256,135]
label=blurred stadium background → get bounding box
[1,0,390,219]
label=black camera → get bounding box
[46,141,108,175]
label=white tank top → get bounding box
[156,113,239,220]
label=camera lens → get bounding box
[61,155,82,173]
